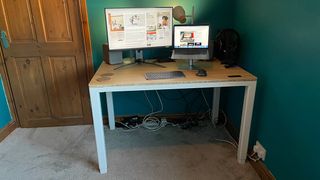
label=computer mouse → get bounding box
[196,69,207,77]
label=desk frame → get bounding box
[89,80,256,174]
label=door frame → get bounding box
[0,0,94,131]
[0,47,18,141]
[79,0,94,80]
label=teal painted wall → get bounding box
[0,75,12,129]
[86,0,235,115]
[224,1,320,179]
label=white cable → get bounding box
[219,109,228,127]
[215,138,238,149]
[200,89,213,120]
[201,89,211,110]
[200,89,229,128]
[117,121,139,132]
[248,152,260,162]
[119,91,172,131]
[142,91,166,131]
[117,121,131,129]
[143,90,163,116]
[144,91,154,113]
[215,138,261,162]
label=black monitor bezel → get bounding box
[104,7,173,51]
[173,24,210,50]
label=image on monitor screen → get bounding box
[105,7,173,51]
[174,25,209,49]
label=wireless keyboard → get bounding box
[145,71,185,80]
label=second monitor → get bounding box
[171,25,210,69]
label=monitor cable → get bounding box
[214,138,261,162]
[142,90,174,131]
[200,89,228,128]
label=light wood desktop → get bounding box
[89,59,257,174]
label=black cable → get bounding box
[158,91,184,101]
[158,89,197,100]
[177,89,193,117]
[155,89,212,128]
[178,89,210,124]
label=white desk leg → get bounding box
[237,82,257,164]
[89,88,107,174]
[212,87,221,126]
[106,92,115,130]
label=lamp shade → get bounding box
[173,6,186,23]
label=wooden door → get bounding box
[0,0,92,127]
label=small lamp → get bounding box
[173,5,195,24]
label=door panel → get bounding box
[0,0,92,127]
[1,0,36,43]
[38,0,73,42]
[6,57,51,123]
[47,56,83,118]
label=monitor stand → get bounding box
[114,50,166,70]
[178,59,201,70]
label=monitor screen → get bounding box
[105,7,173,51]
[174,25,209,49]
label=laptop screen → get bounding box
[174,25,209,49]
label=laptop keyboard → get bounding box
[145,71,185,80]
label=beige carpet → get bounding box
[0,121,260,180]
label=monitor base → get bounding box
[114,59,166,70]
[114,49,166,70]
[178,59,201,70]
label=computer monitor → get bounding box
[172,25,210,69]
[105,7,172,60]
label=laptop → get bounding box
[171,25,210,60]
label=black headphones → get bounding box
[214,29,240,67]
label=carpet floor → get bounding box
[0,121,260,180]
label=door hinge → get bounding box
[0,30,10,49]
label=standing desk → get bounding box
[89,60,257,174]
